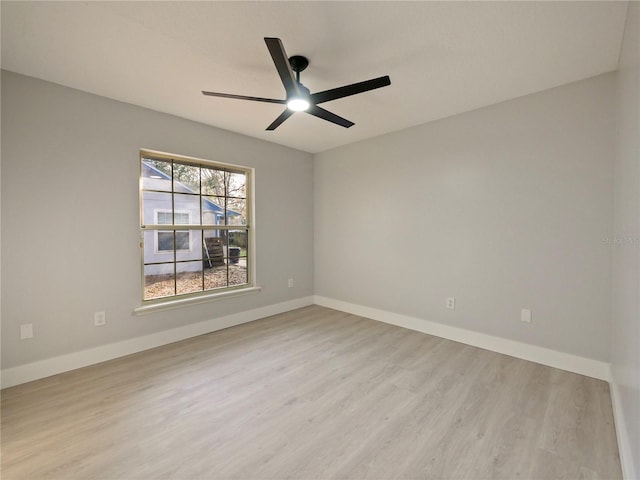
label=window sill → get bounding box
[133,286,262,315]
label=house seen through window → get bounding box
[140,150,252,302]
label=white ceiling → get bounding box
[1,1,628,154]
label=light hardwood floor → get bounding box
[1,305,621,479]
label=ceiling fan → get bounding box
[202,37,391,131]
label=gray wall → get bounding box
[612,2,640,478]
[1,71,314,368]
[315,73,615,362]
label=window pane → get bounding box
[202,209,220,226]
[201,197,247,226]
[153,230,192,254]
[201,167,225,196]
[228,230,248,252]
[227,230,248,287]
[173,163,200,194]
[158,231,175,252]
[175,231,190,251]
[226,198,247,225]
[204,265,228,291]
[176,261,204,295]
[174,212,189,224]
[173,194,200,225]
[157,211,172,225]
[227,172,246,198]
[143,192,172,225]
[141,158,172,192]
[228,262,248,287]
[202,196,225,226]
[203,231,225,269]
[176,230,202,262]
[143,230,165,264]
[144,264,175,300]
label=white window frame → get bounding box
[136,149,259,314]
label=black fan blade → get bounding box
[266,109,295,131]
[307,105,354,128]
[264,37,301,96]
[202,91,285,104]
[310,76,391,104]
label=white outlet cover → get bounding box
[20,324,33,339]
[94,311,106,326]
[521,309,532,323]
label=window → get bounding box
[140,150,253,303]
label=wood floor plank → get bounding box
[1,305,622,479]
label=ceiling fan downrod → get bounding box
[288,55,309,84]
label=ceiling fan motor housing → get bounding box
[288,55,309,73]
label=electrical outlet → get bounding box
[288,278,294,288]
[521,308,532,323]
[20,324,33,340]
[94,311,106,327]
[446,297,455,310]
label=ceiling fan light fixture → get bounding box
[287,97,310,112]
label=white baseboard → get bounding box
[314,295,611,381]
[609,370,638,480]
[4,294,628,475]
[3,294,610,386]
[1,296,314,389]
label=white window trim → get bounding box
[134,285,262,315]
